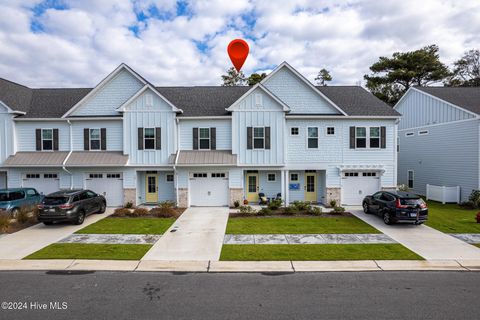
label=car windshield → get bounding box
[43,196,69,205]
[0,191,25,202]
[400,198,425,206]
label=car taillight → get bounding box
[419,199,427,209]
[59,204,74,209]
[396,199,408,209]
[37,204,44,209]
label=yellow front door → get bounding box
[246,173,259,203]
[145,174,158,203]
[305,173,317,202]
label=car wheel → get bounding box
[43,221,53,226]
[383,212,393,225]
[363,203,370,214]
[98,202,106,214]
[74,211,86,225]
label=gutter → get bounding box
[62,120,73,189]
[174,118,180,206]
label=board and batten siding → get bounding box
[15,121,70,152]
[398,119,479,201]
[179,119,231,150]
[71,120,123,151]
[395,89,475,130]
[0,106,16,163]
[263,67,340,114]
[123,89,177,165]
[71,69,144,116]
[231,87,285,165]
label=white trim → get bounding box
[398,117,480,131]
[252,126,266,150]
[62,63,148,118]
[290,127,299,136]
[41,128,54,151]
[306,126,319,149]
[14,117,123,121]
[225,83,290,112]
[198,127,211,150]
[165,173,174,183]
[290,172,299,182]
[354,126,381,149]
[0,100,26,115]
[89,128,102,151]
[266,172,276,182]
[286,115,400,119]
[260,61,348,116]
[143,127,156,150]
[178,116,231,120]
[325,126,335,136]
[116,84,183,113]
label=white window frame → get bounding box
[267,173,276,182]
[166,174,174,183]
[253,127,265,150]
[290,173,299,181]
[355,126,382,149]
[198,127,211,150]
[355,127,367,149]
[418,130,429,135]
[407,170,414,189]
[290,127,299,136]
[307,127,319,149]
[41,128,54,151]
[89,128,101,151]
[326,127,335,136]
[255,93,263,106]
[369,127,381,149]
[144,127,156,150]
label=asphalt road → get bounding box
[0,271,478,320]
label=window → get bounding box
[356,127,367,148]
[253,127,265,149]
[373,192,383,200]
[89,173,103,179]
[255,94,263,106]
[166,174,174,182]
[307,127,318,148]
[418,130,429,135]
[408,170,414,189]
[362,172,377,177]
[89,129,101,150]
[41,129,53,150]
[344,172,359,177]
[369,127,380,148]
[44,174,58,179]
[326,127,335,135]
[26,189,38,197]
[86,190,97,198]
[145,94,153,107]
[199,128,211,150]
[267,173,276,182]
[211,173,226,178]
[290,173,299,181]
[193,173,207,178]
[291,127,299,136]
[405,132,414,137]
[107,174,121,179]
[26,174,40,179]
[144,128,155,150]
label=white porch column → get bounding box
[285,170,289,206]
[280,170,285,204]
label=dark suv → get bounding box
[38,190,106,225]
[362,191,428,225]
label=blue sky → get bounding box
[0,0,479,87]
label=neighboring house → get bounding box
[0,62,399,207]
[395,86,480,202]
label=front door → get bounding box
[246,173,259,203]
[305,173,317,202]
[145,174,158,203]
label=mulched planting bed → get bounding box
[229,212,353,218]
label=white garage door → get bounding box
[85,173,123,207]
[190,172,229,207]
[341,172,380,205]
[23,173,60,195]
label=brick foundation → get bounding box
[229,188,243,207]
[177,188,188,208]
[123,188,136,206]
[326,187,341,207]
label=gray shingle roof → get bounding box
[414,87,480,115]
[0,77,399,118]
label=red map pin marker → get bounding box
[227,39,249,72]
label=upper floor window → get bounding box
[199,128,211,150]
[253,127,265,149]
[369,127,380,148]
[326,127,335,135]
[144,128,156,150]
[307,127,318,148]
[291,127,299,136]
[355,127,367,148]
[42,129,53,150]
[89,129,101,150]
[352,126,386,149]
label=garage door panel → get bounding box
[342,172,380,205]
[23,173,60,195]
[190,172,229,207]
[86,173,123,207]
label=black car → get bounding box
[38,190,106,225]
[362,191,428,225]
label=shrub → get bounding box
[468,190,480,208]
[150,201,177,218]
[330,206,346,214]
[238,205,256,215]
[124,201,134,209]
[397,184,409,192]
[283,205,300,215]
[0,211,10,232]
[307,206,322,215]
[16,207,31,224]
[257,207,272,216]
[233,200,240,208]
[113,208,131,217]
[292,201,309,211]
[131,208,149,217]
[29,207,39,223]
[268,198,283,210]
[329,199,337,208]
[460,201,476,209]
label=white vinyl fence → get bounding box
[426,184,460,204]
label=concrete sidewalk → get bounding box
[0,209,112,259]
[141,207,229,261]
[349,207,480,260]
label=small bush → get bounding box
[238,205,256,215]
[329,199,337,208]
[292,201,309,211]
[16,207,31,224]
[150,201,177,218]
[268,198,283,210]
[397,184,409,192]
[0,211,10,232]
[330,206,346,214]
[307,206,322,215]
[29,207,39,223]
[131,208,149,217]
[257,207,272,216]
[233,200,240,208]
[113,208,132,217]
[124,201,134,209]
[460,201,476,209]
[283,205,300,215]
[468,190,480,208]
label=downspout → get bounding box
[62,120,73,189]
[174,117,180,205]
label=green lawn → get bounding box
[425,201,480,233]
[25,243,152,260]
[226,216,380,234]
[220,244,423,261]
[76,217,175,234]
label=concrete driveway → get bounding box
[349,207,480,260]
[142,207,229,261]
[0,209,113,259]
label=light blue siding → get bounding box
[72,69,143,116]
[0,106,15,163]
[229,168,243,188]
[15,121,70,151]
[71,120,123,151]
[263,67,340,114]
[398,120,479,201]
[179,119,232,150]
[396,89,475,130]
[258,171,281,199]
[137,171,175,204]
[287,170,326,203]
